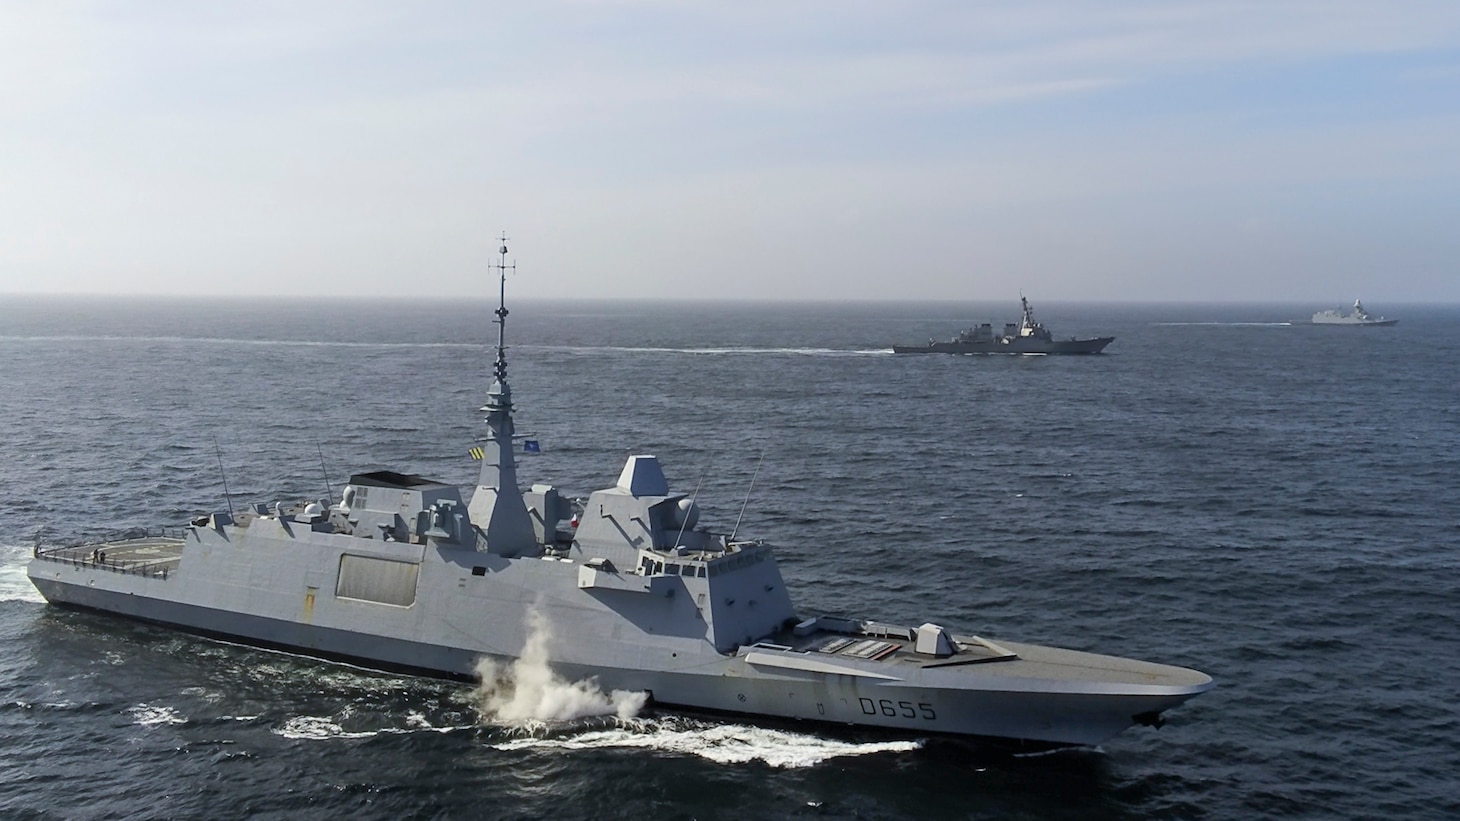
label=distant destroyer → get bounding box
[894,296,1114,354]
[29,242,1207,749]
[1311,299,1397,326]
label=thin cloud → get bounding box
[1,1,1458,301]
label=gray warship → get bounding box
[893,296,1114,355]
[29,242,1208,749]
[1311,299,1397,326]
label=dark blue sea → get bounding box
[2,296,1457,820]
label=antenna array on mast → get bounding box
[492,233,514,387]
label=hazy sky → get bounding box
[3,1,1458,302]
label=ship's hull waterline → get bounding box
[30,539,1209,748]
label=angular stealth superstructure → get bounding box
[28,241,1210,749]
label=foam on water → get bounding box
[271,712,469,741]
[273,716,380,740]
[0,544,44,603]
[491,718,923,768]
[471,609,647,723]
[128,704,187,727]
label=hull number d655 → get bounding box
[859,698,936,720]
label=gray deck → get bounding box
[34,537,185,580]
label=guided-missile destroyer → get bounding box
[894,296,1114,355]
[29,241,1209,749]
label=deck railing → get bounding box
[32,527,189,579]
[31,549,179,579]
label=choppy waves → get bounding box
[3,301,1459,820]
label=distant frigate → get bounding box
[1311,300,1398,326]
[894,296,1114,355]
[29,241,1208,749]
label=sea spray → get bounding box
[472,608,647,723]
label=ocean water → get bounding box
[1,296,1457,820]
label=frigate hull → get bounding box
[28,576,484,680]
[559,656,1199,747]
[1311,317,1398,326]
[28,527,1209,748]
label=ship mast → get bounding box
[465,234,538,557]
[492,237,512,392]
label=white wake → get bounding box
[0,544,45,603]
[470,609,920,766]
[490,719,923,768]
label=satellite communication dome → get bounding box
[675,497,699,529]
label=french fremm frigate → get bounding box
[1311,299,1398,326]
[894,296,1114,355]
[29,242,1209,749]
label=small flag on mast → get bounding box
[523,440,541,453]
[468,447,484,460]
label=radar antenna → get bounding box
[492,233,514,388]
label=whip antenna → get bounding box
[316,442,334,504]
[729,452,764,542]
[213,436,236,519]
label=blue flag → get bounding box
[523,440,541,453]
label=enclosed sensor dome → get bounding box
[675,498,699,529]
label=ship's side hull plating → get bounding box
[29,537,1208,747]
